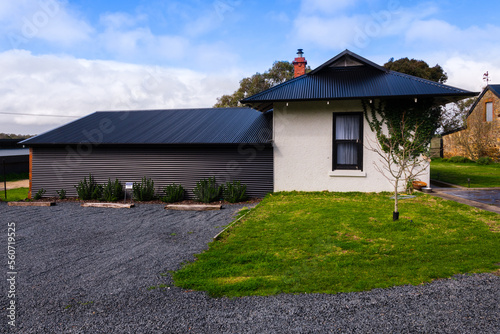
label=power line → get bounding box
[0,112,81,118]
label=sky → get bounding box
[1,0,500,135]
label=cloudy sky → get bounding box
[1,0,500,135]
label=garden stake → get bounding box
[467,178,470,188]
[3,159,6,200]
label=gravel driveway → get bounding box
[1,202,499,333]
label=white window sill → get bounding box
[329,170,366,177]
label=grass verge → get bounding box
[173,191,500,297]
[431,160,500,187]
[0,187,29,202]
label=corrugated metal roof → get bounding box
[466,84,500,118]
[22,107,272,145]
[487,84,500,98]
[242,50,478,111]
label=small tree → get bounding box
[363,98,439,220]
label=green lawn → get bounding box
[431,161,500,187]
[173,192,500,297]
[0,187,29,202]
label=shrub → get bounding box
[133,177,156,201]
[193,177,222,203]
[33,188,46,200]
[223,180,247,203]
[75,174,102,200]
[448,156,472,163]
[160,183,185,203]
[102,178,124,202]
[56,189,66,200]
[476,157,493,165]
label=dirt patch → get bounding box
[1,179,29,190]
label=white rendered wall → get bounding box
[273,101,430,193]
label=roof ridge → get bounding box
[388,70,468,93]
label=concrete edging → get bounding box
[81,203,135,209]
[8,201,55,207]
[165,204,222,211]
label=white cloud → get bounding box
[300,0,358,14]
[99,12,147,30]
[0,0,93,48]
[444,56,500,93]
[292,2,439,50]
[0,50,243,135]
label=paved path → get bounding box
[429,181,500,214]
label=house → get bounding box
[241,50,475,192]
[443,84,500,159]
[22,50,476,198]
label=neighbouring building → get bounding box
[443,84,500,159]
[22,50,476,198]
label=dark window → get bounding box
[333,113,363,170]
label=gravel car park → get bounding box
[1,202,499,333]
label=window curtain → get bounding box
[336,115,359,165]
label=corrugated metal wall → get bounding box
[31,145,273,199]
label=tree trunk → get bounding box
[393,179,399,221]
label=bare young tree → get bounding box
[363,99,439,220]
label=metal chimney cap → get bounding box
[297,49,304,57]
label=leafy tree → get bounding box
[384,57,448,83]
[384,57,454,136]
[214,61,309,108]
[0,133,31,139]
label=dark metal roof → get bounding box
[22,107,272,145]
[242,50,478,111]
[487,84,500,98]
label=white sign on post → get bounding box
[124,182,133,203]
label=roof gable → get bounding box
[466,84,500,118]
[242,50,478,111]
[310,49,388,74]
[22,108,272,146]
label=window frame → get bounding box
[485,101,493,122]
[332,112,363,171]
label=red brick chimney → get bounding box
[292,49,307,78]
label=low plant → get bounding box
[75,174,102,200]
[160,183,185,203]
[33,188,46,200]
[56,189,66,200]
[133,177,156,201]
[193,177,222,203]
[448,156,472,163]
[223,180,247,203]
[476,157,493,165]
[101,179,124,202]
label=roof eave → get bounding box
[243,92,479,108]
